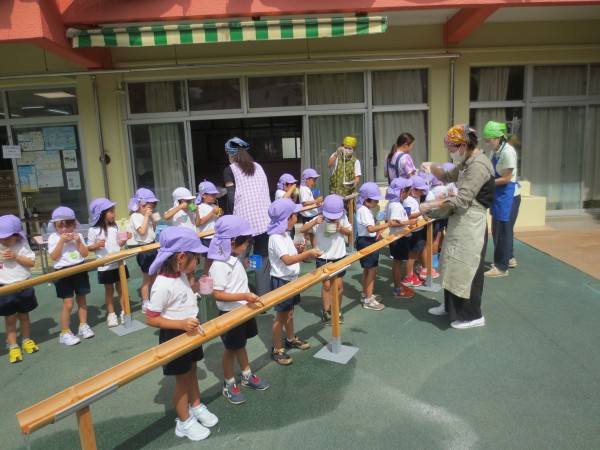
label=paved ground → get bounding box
[1,238,599,450]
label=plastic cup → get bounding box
[187,203,197,212]
[198,276,214,295]
[376,211,385,221]
[326,222,338,234]
[404,207,411,217]
[118,231,128,241]
[249,255,262,270]
[151,212,161,222]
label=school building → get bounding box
[0,1,599,233]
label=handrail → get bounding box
[16,217,431,437]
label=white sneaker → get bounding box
[428,304,447,316]
[78,323,95,339]
[451,317,485,329]
[189,403,219,427]
[509,258,518,268]
[360,293,382,304]
[107,313,118,328]
[141,300,150,314]
[485,266,508,277]
[175,416,210,441]
[363,297,385,311]
[59,330,81,346]
[119,312,125,325]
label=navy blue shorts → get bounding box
[0,287,38,316]
[159,328,204,376]
[136,248,158,273]
[200,238,212,257]
[316,257,347,278]
[54,265,91,299]
[270,277,300,312]
[218,310,258,350]
[97,266,129,285]
[409,229,424,253]
[390,238,410,261]
[356,236,379,268]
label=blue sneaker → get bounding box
[222,381,245,405]
[240,373,269,391]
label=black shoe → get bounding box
[322,309,332,326]
[271,348,293,365]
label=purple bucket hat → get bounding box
[357,182,384,207]
[0,214,27,241]
[411,175,430,195]
[128,198,139,213]
[224,137,250,156]
[267,198,302,235]
[441,162,455,172]
[89,198,116,227]
[277,173,298,190]
[208,215,255,261]
[49,206,80,232]
[322,194,345,220]
[149,227,208,275]
[135,188,159,204]
[301,168,320,186]
[385,178,414,201]
[195,181,220,204]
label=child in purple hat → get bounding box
[356,183,389,311]
[87,198,130,327]
[274,173,299,202]
[401,178,426,288]
[48,206,93,346]
[384,179,418,299]
[298,168,323,251]
[144,227,217,441]
[195,180,222,275]
[129,188,160,314]
[267,199,322,365]
[300,194,353,325]
[0,215,39,363]
[207,216,269,405]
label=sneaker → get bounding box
[175,416,210,441]
[119,312,125,325]
[9,347,23,363]
[509,258,518,268]
[285,336,310,350]
[484,266,508,277]
[322,309,332,326]
[271,348,293,365]
[78,323,95,339]
[339,311,344,324]
[363,297,385,311]
[141,300,150,314]
[428,304,447,316]
[189,403,219,427]
[408,274,423,287]
[450,317,485,329]
[401,276,414,287]
[59,330,81,346]
[240,373,269,391]
[360,293,382,304]
[107,313,118,328]
[22,339,39,354]
[222,381,245,404]
[417,267,440,279]
[393,286,414,299]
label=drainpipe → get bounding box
[92,75,110,198]
[449,58,456,127]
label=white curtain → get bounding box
[373,111,426,182]
[372,70,424,105]
[582,106,600,208]
[476,67,509,101]
[307,73,364,105]
[308,114,363,195]
[145,82,188,210]
[533,66,586,97]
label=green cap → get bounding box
[482,121,507,139]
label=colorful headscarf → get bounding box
[446,124,478,145]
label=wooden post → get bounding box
[119,260,131,317]
[348,200,355,249]
[329,274,341,353]
[425,222,433,283]
[76,407,97,450]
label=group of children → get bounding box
[0,161,455,441]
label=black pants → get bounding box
[492,194,521,271]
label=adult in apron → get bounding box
[419,125,495,329]
[482,121,520,277]
[327,136,362,213]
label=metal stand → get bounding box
[109,260,147,336]
[314,270,358,364]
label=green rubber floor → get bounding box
[1,239,599,449]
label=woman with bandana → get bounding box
[327,136,362,211]
[420,125,495,329]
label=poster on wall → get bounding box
[17,151,62,170]
[66,171,81,190]
[43,126,77,151]
[17,165,39,192]
[2,145,21,159]
[37,170,64,188]
[16,131,45,151]
[62,150,78,169]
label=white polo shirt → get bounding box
[209,256,249,312]
[147,274,199,320]
[87,225,124,271]
[356,205,376,238]
[169,208,197,231]
[299,186,318,218]
[0,239,34,284]
[48,232,86,269]
[130,212,156,244]
[385,201,409,235]
[268,233,299,281]
[197,203,217,237]
[313,214,351,260]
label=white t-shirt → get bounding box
[356,205,376,238]
[197,203,217,237]
[130,212,156,244]
[493,143,520,196]
[385,201,409,235]
[425,185,449,202]
[269,233,299,280]
[169,208,197,231]
[330,153,362,177]
[0,239,34,284]
[48,232,86,269]
[299,185,318,218]
[147,274,199,321]
[87,225,124,271]
[209,256,249,312]
[402,196,421,216]
[447,182,458,196]
[274,189,286,200]
[313,214,351,260]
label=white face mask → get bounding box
[450,146,466,164]
[344,149,354,158]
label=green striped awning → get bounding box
[69,17,386,48]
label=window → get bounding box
[307,73,364,105]
[7,88,78,118]
[470,67,524,102]
[188,78,241,111]
[372,69,427,105]
[128,81,185,114]
[533,65,586,97]
[247,75,304,109]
